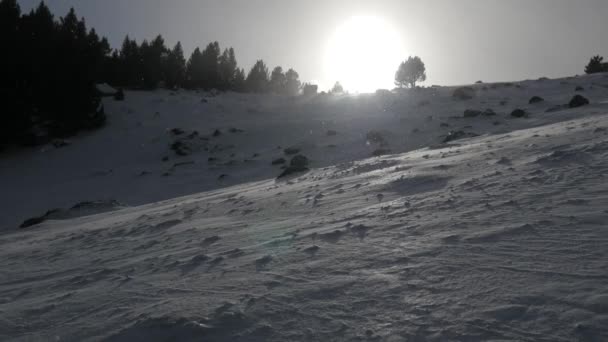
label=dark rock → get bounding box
[475,80,483,84]
[20,200,125,229]
[575,86,585,92]
[212,129,222,137]
[170,128,185,135]
[569,95,589,108]
[453,87,475,100]
[170,141,191,156]
[228,127,244,133]
[483,109,497,116]
[464,109,482,118]
[529,96,544,104]
[290,154,309,168]
[278,155,310,178]
[271,158,286,165]
[326,130,338,136]
[284,147,300,155]
[443,131,479,143]
[510,109,526,118]
[372,149,391,156]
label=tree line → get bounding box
[0,0,303,146]
[105,38,302,95]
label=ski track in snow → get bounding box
[1,75,608,341]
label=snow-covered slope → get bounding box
[1,74,608,341]
[2,74,608,230]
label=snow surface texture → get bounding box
[1,74,608,341]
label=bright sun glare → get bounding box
[324,16,406,93]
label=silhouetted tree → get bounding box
[0,2,105,145]
[218,47,238,90]
[164,42,186,89]
[585,55,608,74]
[285,68,301,96]
[270,66,286,94]
[200,41,221,89]
[302,83,318,96]
[186,47,204,88]
[246,60,270,93]
[331,82,344,94]
[395,56,427,88]
[118,36,143,86]
[140,35,168,89]
[0,0,26,144]
[233,68,247,92]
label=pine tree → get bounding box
[395,56,427,88]
[246,60,269,93]
[270,66,286,94]
[331,81,344,94]
[140,35,167,89]
[186,47,204,88]
[200,41,221,89]
[0,0,25,144]
[218,47,238,90]
[164,42,186,89]
[119,36,143,86]
[585,55,607,74]
[233,68,246,92]
[284,68,301,96]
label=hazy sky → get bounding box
[17,0,608,91]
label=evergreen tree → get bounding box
[218,47,238,90]
[200,41,221,89]
[233,68,247,92]
[186,47,204,88]
[284,68,301,96]
[164,42,186,89]
[119,36,142,86]
[0,0,25,144]
[331,81,344,94]
[246,60,269,93]
[140,34,167,89]
[395,56,427,88]
[270,66,286,94]
[585,55,607,74]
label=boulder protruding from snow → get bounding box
[511,109,526,118]
[20,200,126,229]
[278,154,310,178]
[443,131,479,143]
[453,87,475,100]
[529,96,544,104]
[284,147,300,155]
[569,95,589,108]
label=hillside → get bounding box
[2,74,608,230]
[1,74,608,341]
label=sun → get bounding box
[324,16,406,93]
